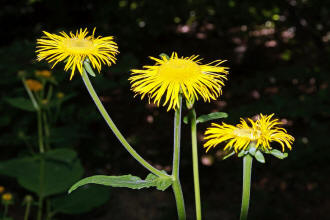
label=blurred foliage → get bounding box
[1,0,330,219]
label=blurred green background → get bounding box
[0,0,329,219]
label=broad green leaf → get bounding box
[269,149,288,159]
[5,97,36,112]
[0,149,83,197]
[196,112,228,124]
[69,173,172,193]
[255,150,265,163]
[52,185,110,215]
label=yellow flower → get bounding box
[57,92,64,99]
[35,70,52,78]
[129,52,229,111]
[0,186,4,194]
[2,193,12,201]
[36,28,119,80]
[26,79,43,92]
[204,114,294,153]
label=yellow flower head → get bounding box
[2,193,12,201]
[129,52,229,111]
[35,70,52,78]
[26,79,43,92]
[36,28,119,79]
[0,186,4,194]
[57,92,64,99]
[204,114,294,153]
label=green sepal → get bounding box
[248,146,257,156]
[83,59,96,77]
[69,173,173,194]
[237,150,246,158]
[223,150,235,160]
[196,112,228,124]
[254,150,265,163]
[159,53,170,59]
[183,115,189,124]
[269,149,288,159]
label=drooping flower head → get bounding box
[129,52,229,111]
[36,28,119,79]
[204,114,294,153]
[26,79,43,92]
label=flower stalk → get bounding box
[81,69,168,178]
[189,108,202,220]
[171,95,186,220]
[240,153,253,220]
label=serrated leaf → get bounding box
[69,173,173,193]
[5,97,36,112]
[270,149,288,159]
[196,112,228,124]
[255,151,265,163]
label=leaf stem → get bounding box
[81,70,168,178]
[190,109,202,220]
[240,154,253,220]
[171,95,186,220]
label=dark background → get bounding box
[1,0,330,219]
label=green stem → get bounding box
[24,201,31,220]
[171,95,186,220]
[37,110,45,153]
[190,109,202,220]
[81,70,168,178]
[43,112,50,150]
[3,204,8,218]
[240,154,253,220]
[22,78,39,111]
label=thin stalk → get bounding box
[239,154,253,220]
[43,112,51,150]
[190,109,202,220]
[22,78,39,111]
[81,70,168,178]
[37,110,44,153]
[3,204,8,218]
[24,200,31,220]
[171,95,186,220]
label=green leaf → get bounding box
[196,112,228,124]
[83,61,96,77]
[5,97,36,112]
[269,149,288,159]
[69,173,173,193]
[254,150,265,163]
[0,149,83,197]
[52,185,110,215]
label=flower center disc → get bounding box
[234,128,260,140]
[65,38,93,54]
[158,59,201,81]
